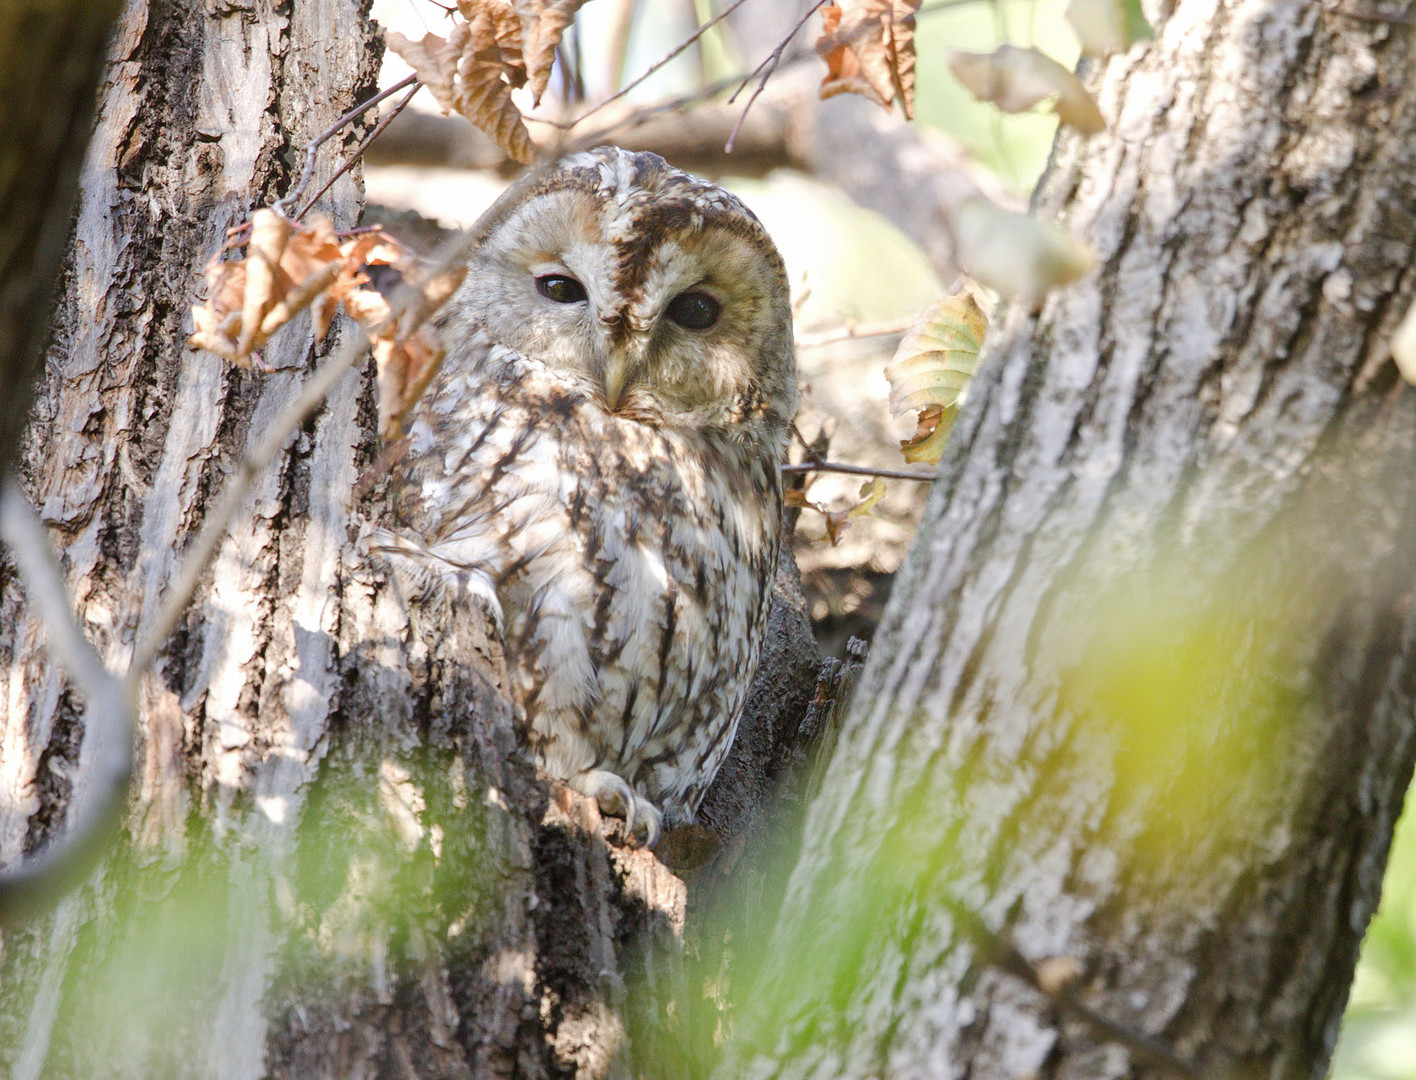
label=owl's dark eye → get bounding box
[665,290,721,331]
[535,274,587,304]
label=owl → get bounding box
[373,147,798,846]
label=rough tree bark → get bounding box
[0,1,820,1077]
[0,0,122,480]
[720,2,1416,1078]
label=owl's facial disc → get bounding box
[462,151,796,434]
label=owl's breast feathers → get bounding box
[389,345,783,825]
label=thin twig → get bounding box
[782,460,934,482]
[0,480,134,924]
[724,0,829,152]
[552,0,753,132]
[795,315,917,349]
[295,82,422,220]
[273,73,419,216]
[0,483,121,704]
[944,899,1204,1079]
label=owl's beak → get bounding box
[603,352,629,410]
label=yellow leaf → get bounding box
[849,476,887,517]
[952,198,1094,300]
[899,405,951,465]
[947,45,1105,135]
[884,292,987,417]
[884,292,988,465]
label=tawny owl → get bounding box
[373,147,797,846]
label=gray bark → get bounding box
[719,1,1416,1078]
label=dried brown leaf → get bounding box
[512,0,592,105]
[188,214,459,390]
[386,14,535,164]
[386,27,467,116]
[460,0,526,82]
[785,476,887,546]
[237,209,293,358]
[899,405,948,465]
[342,246,465,436]
[816,0,921,116]
[817,4,887,107]
[372,327,448,441]
[189,211,357,365]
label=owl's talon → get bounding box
[571,769,662,848]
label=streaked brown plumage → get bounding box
[373,148,797,844]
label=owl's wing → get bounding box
[362,525,505,633]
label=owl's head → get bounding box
[449,147,797,445]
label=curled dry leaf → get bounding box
[817,0,922,118]
[386,4,536,165]
[785,476,888,545]
[947,44,1105,135]
[952,198,1094,301]
[342,250,467,441]
[885,291,988,465]
[1066,0,1153,56]
[189,212,465,439]
[189,211,350,366]
[512,0,593,105]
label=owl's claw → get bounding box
[570,769,662,848]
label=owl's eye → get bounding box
[665,291,721,331]
[535,274,587,304]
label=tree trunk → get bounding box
[0,3,821,1077]
[719,2,1416,1078]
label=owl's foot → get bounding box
[570,769,662,848]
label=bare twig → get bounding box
[554,0,753,131]
[945,899,1205,1079]
[0,483,121,704]
[273,73,420,216]
[0,480,133,924]
[296,82,422,220]
[782,460,934,482]
[795,315,917,349]
[725,0,829,152]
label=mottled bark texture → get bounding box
[0,2,822,1077]
[721,3,1416,1079]
[0,0,122,481]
